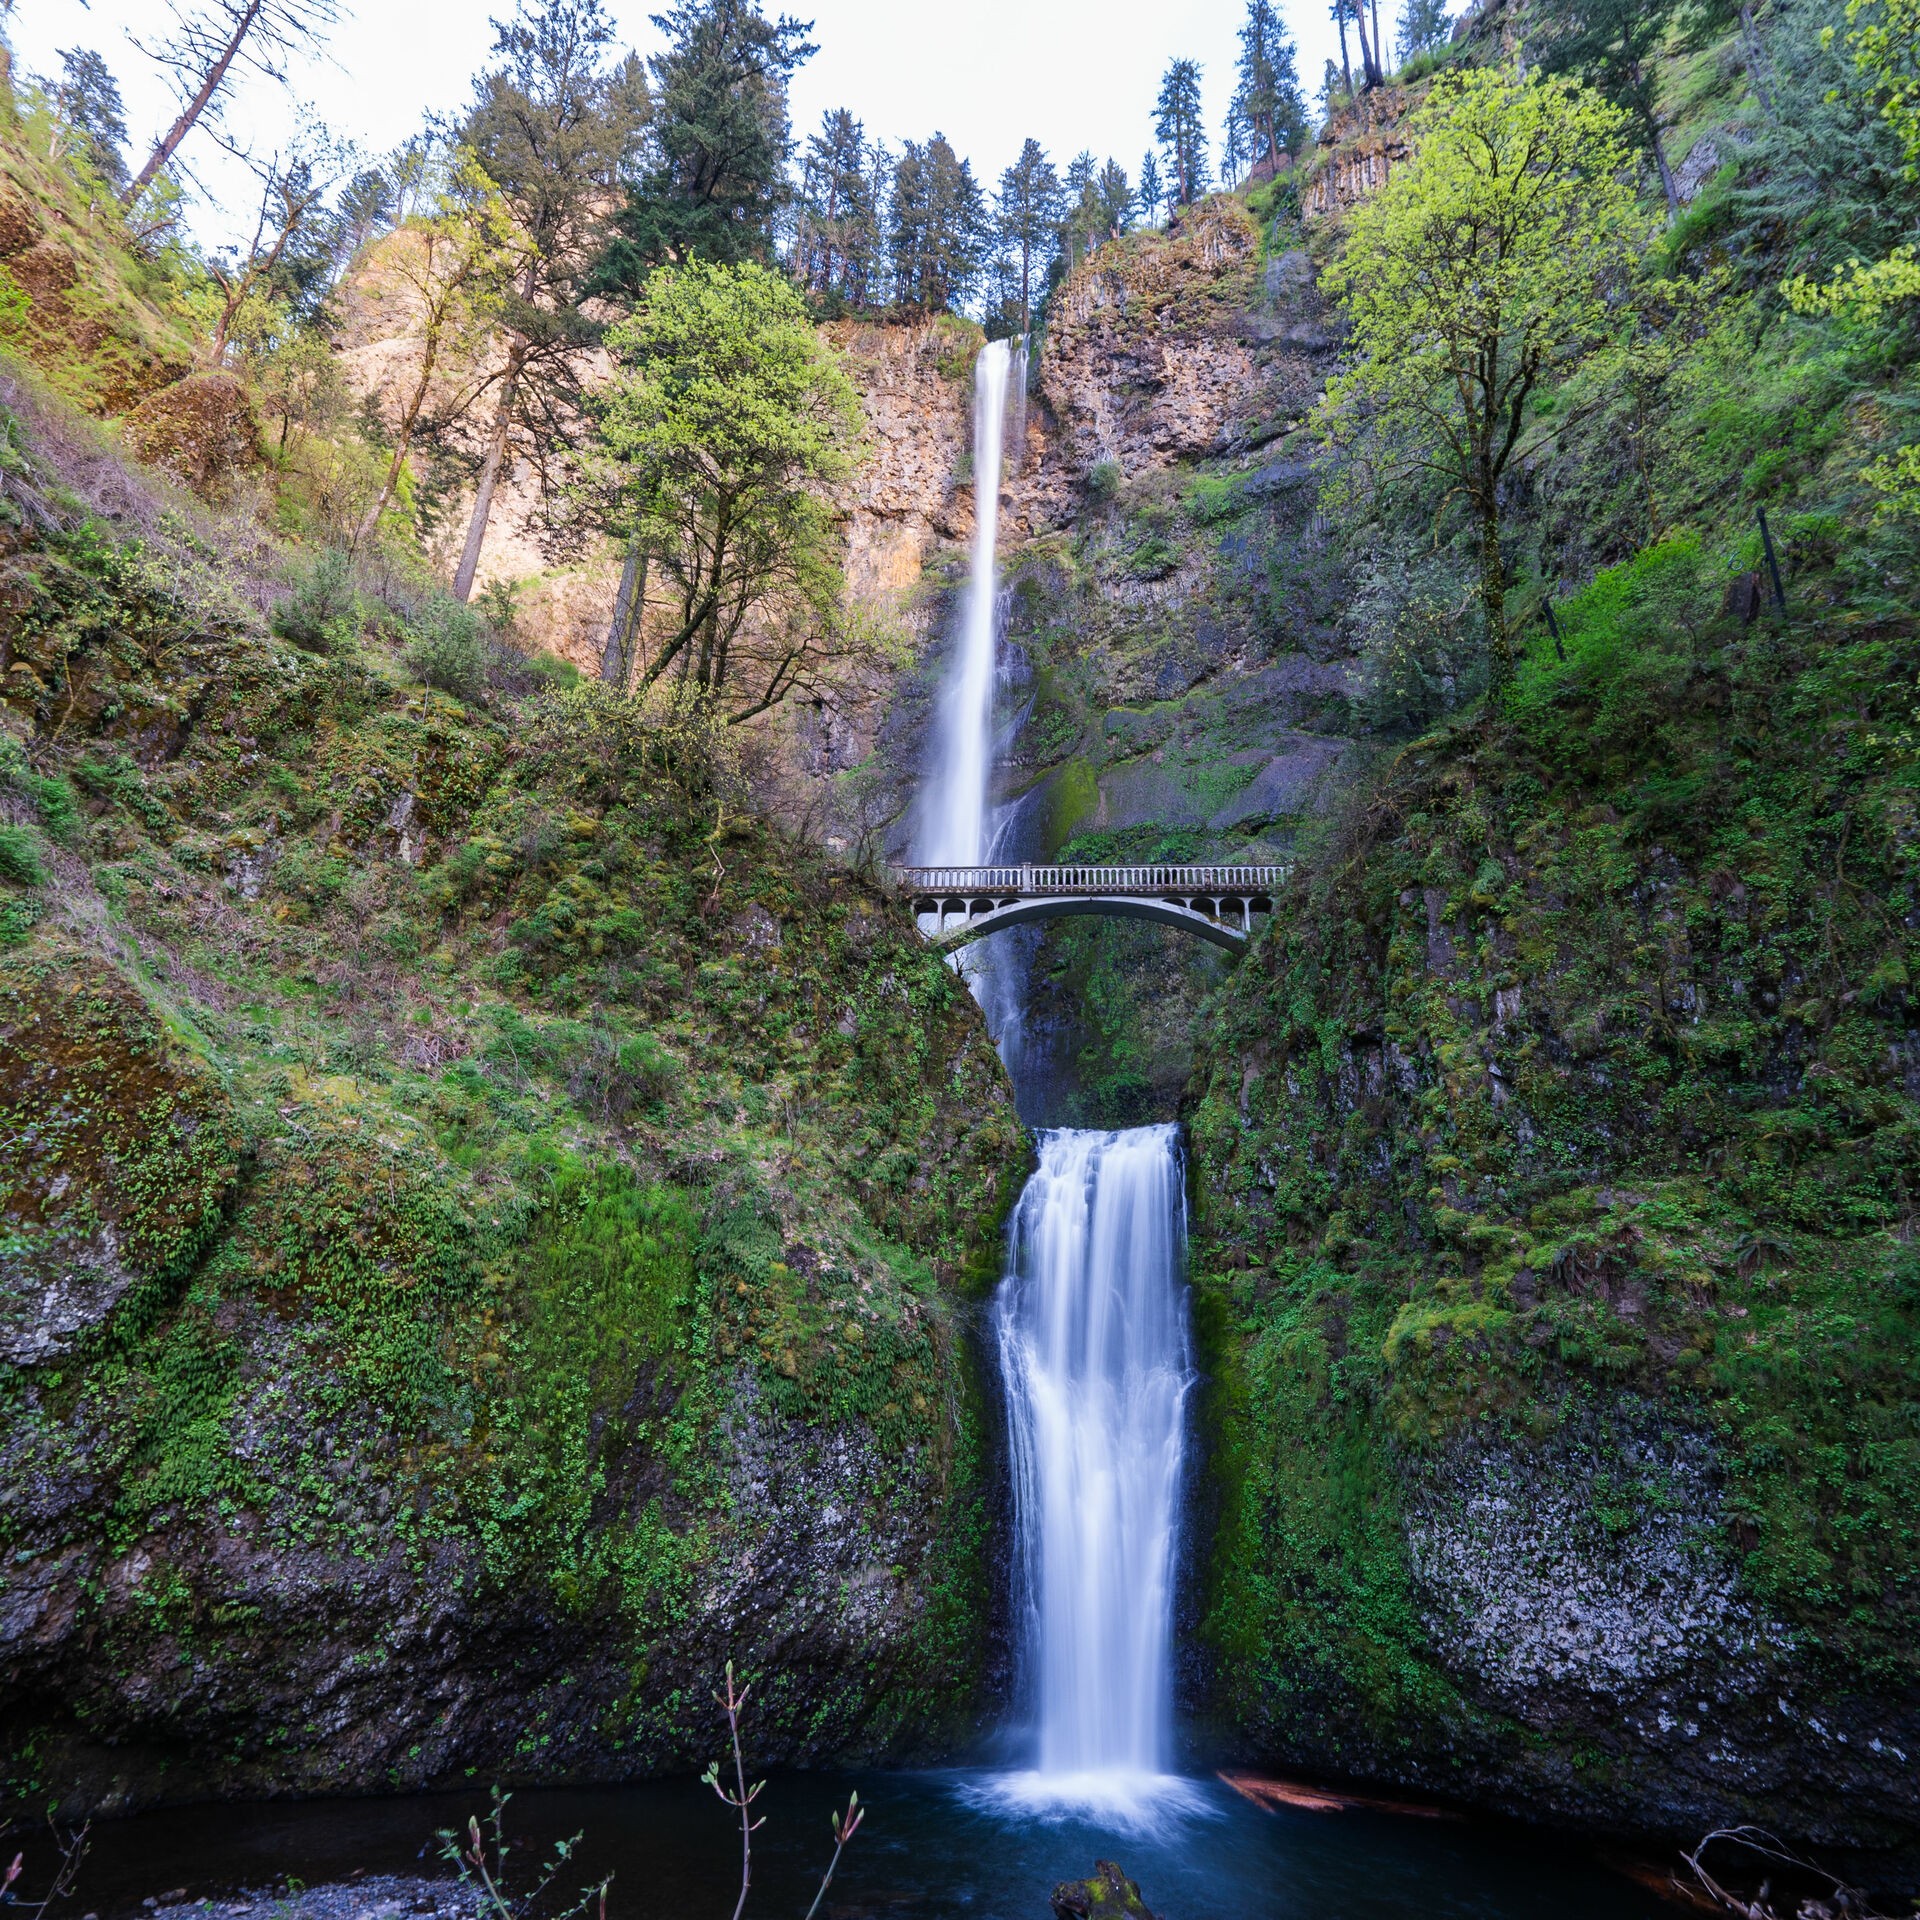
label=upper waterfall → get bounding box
[915,337,1012,867]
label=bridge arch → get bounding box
[895,864,1283,956]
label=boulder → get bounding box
[1049,1862,1161,1920]
[121,371,261,502]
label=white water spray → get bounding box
[916,337,1012,866]
[987,1124,1198,1822]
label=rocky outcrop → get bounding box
[122,375,262,502]
[1024,199,1266,515]
[1183,608,1920,1863]
[1302,84,1417,219]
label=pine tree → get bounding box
[45,47,129,189]
[797,107,872,301]
[1233,0,1308,175]
[1153,58,1210,206]
[996,137,1062,332]
[1537,0,1684,217]
[599,0,813,285]
[1396,0,1454,62]
[890,133,985,310]
[1094,158,1133,236]
[1138,149,1165,224]
[452,0,649,600]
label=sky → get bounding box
[10,0,1361,250]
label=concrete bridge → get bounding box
[894,864,1285,953]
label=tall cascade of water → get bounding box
[991,1125,1196,1813]
[915,337,1011,867]
[916,344,1197,1820]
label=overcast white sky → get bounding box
[11,0,1363,250]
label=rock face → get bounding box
[1183,632,1920,1863]
[121,375,262,502]
[1027,199,1267,512]
[0,498,1025,1818]
[1302,85,1417,220]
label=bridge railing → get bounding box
[894,863,1286,896]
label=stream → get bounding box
[70,1771,1669,1920]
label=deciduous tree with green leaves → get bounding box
[1782,0,1920,517]
[591,260,865,720]
[1315,67,1644,683]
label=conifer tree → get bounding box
[1396,0,1454,62]
[996,137,1062,332]
[890,133,985,310]
[1153,58,1209,206]
[598,0,812,285]
[1537,0,1684,217]
[451,0,649,601]
[45,48,130,189]
[1138,149,1165,224]
[796,107,876,302]
[1233,0,1308,174]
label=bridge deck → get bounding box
[895,863,1286,896]
[892,864,1286,953]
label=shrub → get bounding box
[0,824,48,887]
[271,548,359,654]
[0,737,79,840]
[1088,458,1124,501]
[406,594,491,702]
[1182,473,1244,525]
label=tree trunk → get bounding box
[601,540,647,688]
[452,349,522,602]
[356,338,440,550]
[1478,496,1511,687]
[1372,0,1387,80]
[1649,114,1682,221]
[1336,7,1354,94]
[123,0,267,208]
[1738,5,1776,115]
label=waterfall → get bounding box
[987,1124,1198,1820]
[915,337,1012,867]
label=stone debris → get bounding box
[149,1875,477,1920]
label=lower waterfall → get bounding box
[986,1123,1198,1820]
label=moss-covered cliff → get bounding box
[1184,550,1920,1857]
[0,382,1026,1817]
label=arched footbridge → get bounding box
[894,864,1285,954]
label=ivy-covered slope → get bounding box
[1184,547,1920,1858]
[0,397,1026,1817]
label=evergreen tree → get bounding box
[796,107,876,302]
[996,137,1061,332]
[1138,148,1165,224]
[1397,0,1454,62]
[1537,0,1684,216]
[1233,0,1308,174]
[1223,102,1249,184]
[1094,157,1133,235]
[1153,58,1210,206]
[45,47,129,190]
[1330,0,1354,94]
[599,0,812,285]
[890,133,985,310]
[452,0,649,599]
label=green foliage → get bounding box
[0,824,48,887]
[1316,67,1645,674]
[1087,457,1124,501]
[271,547,360,654]
[594,260,864,718]
[1188,560,1920,1757]
[405,592,492,701]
